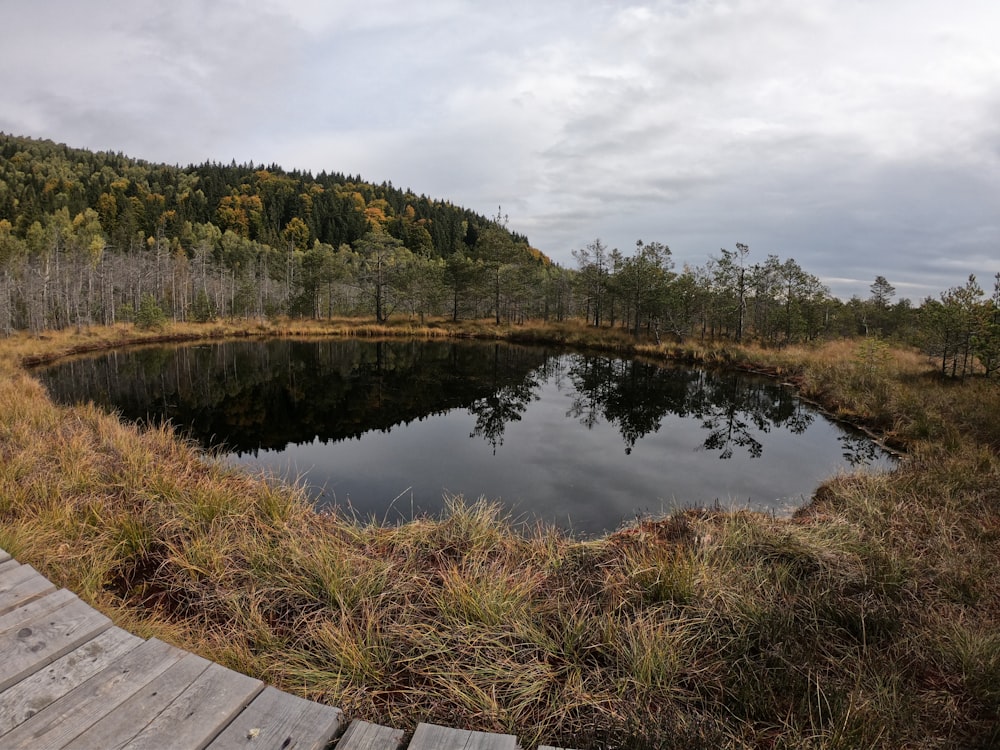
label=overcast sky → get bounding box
[2,1,998,299]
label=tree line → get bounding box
[1,133,998,378]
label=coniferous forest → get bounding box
[1,132,998,378]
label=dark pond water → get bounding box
[36,339,895,535]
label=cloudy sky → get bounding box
[2,0,998,299]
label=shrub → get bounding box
[135,293,166,330]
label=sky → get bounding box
[2,0,998,300]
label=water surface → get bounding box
[36,339,894,535]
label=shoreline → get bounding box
[2,319,998,748]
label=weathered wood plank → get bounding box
[0,566,59,618]
[0,586,74,635]
[61,651,214,749]
[0,592,111,693]
[408,722,518,750]
[0,626,143,736]
[0,552,352,750]
[0,561,35,592]
[538,746,579,750]
[113,659,265,750]
[0,637,186,749]
[0,585,70,636]
[336,720,406,750]
[206,685,342,750]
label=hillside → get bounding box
[0,132,531,258]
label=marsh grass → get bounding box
[1,321,999,747]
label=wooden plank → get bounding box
[0,549,345,750]
[61,651,214,749]
[113,660,265,750]
[336,720,405,750]
[0,567,59,619]
[0,626,143,736]
[538,746,579,750]
[0,588,75,635]
[0,637,186,749]
[0,592,111,692]
[408,723,518,750]
[206,685,342,750]
[0,561,35,592]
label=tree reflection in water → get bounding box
[34,339,894,533]
[468,344,541,453]
[34,341,877,464]
[690,370,814,460]
[838,431,890,466]
[565,357,814,458]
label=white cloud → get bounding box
[1,0,998,297]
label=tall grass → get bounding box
[1,322,998,747]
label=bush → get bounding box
[191,289,215,323]
[135,293,166,330]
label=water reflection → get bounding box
[564,357,815,457]
[35,339,895,534]
[466,344,542,453]
[690,369,814,460]
[838,431,890,467]
[37,340,552,454]
[38,341,825,462]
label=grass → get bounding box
[1,320,998,747]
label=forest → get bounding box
[1,132,998,378]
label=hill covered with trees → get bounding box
[0,133,546,329]
[1,133,997,378]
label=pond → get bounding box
[35,338,895,535]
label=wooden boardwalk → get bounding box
[0,547,574,750]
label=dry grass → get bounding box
[1,321,999,748]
